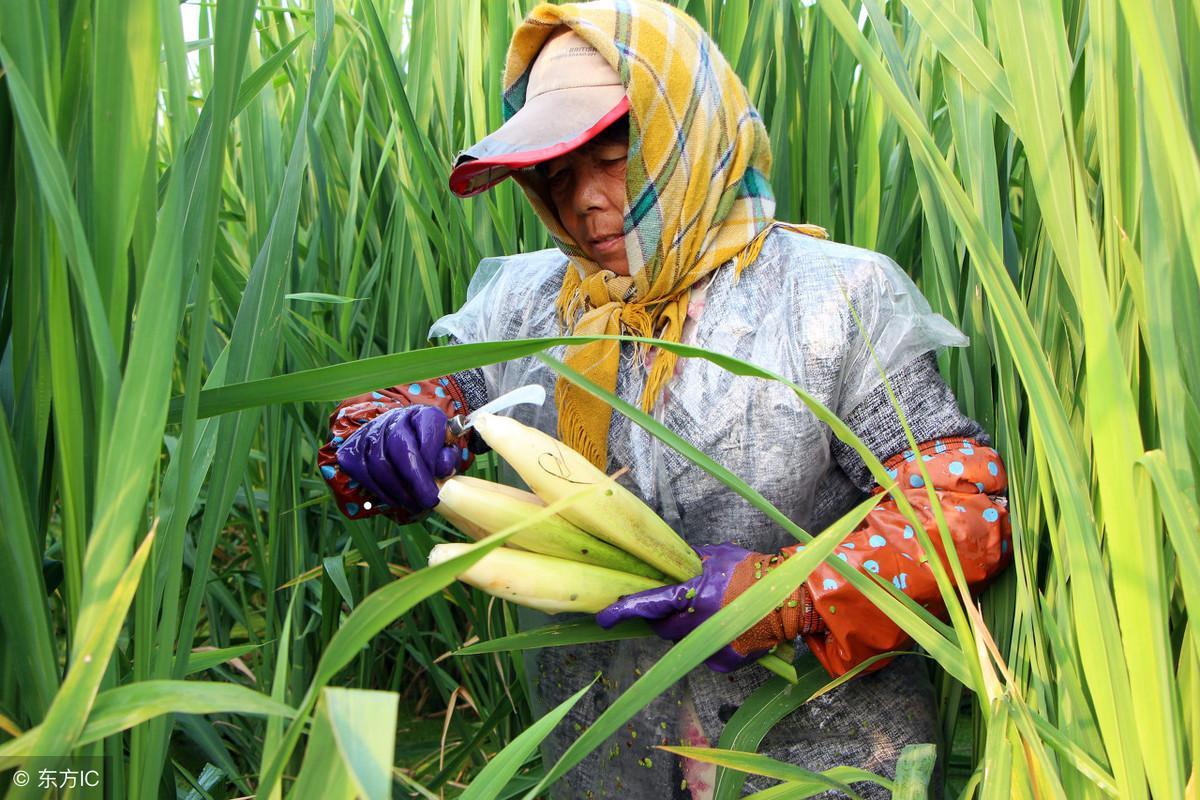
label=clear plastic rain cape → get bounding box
[431,228,974,798]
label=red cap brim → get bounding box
[449,95,630,197]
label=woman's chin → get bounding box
[584,239,629,276]
[597,255,630,276]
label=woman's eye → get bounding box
[600,155,627,173]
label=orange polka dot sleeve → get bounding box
[782,438,1012,677]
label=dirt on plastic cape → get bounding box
[430,228,961,797]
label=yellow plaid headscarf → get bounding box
[503,0,824,469]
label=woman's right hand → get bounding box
[335,405,461,515]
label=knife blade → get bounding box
[446,383,547,439]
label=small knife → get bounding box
[446,383,547,439]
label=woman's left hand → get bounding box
[596,543,814,672]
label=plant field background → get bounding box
[1,0,1198,797]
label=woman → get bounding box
[319,2,1010,796]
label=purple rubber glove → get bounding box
[597,543,805,673]
[335,405,460,515]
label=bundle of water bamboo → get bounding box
[429,413,702,613]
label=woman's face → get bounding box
[544,138,630,276]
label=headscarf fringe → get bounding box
[555,390,609,468]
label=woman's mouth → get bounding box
[590,233,624,255]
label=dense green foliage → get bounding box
[1,0,1198,797]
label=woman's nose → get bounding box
[572,165,610,213]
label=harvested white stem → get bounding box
[435,476,665,579]
[471,413,702,581]
[428,544,665,614]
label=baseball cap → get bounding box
[448,28,629,198]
